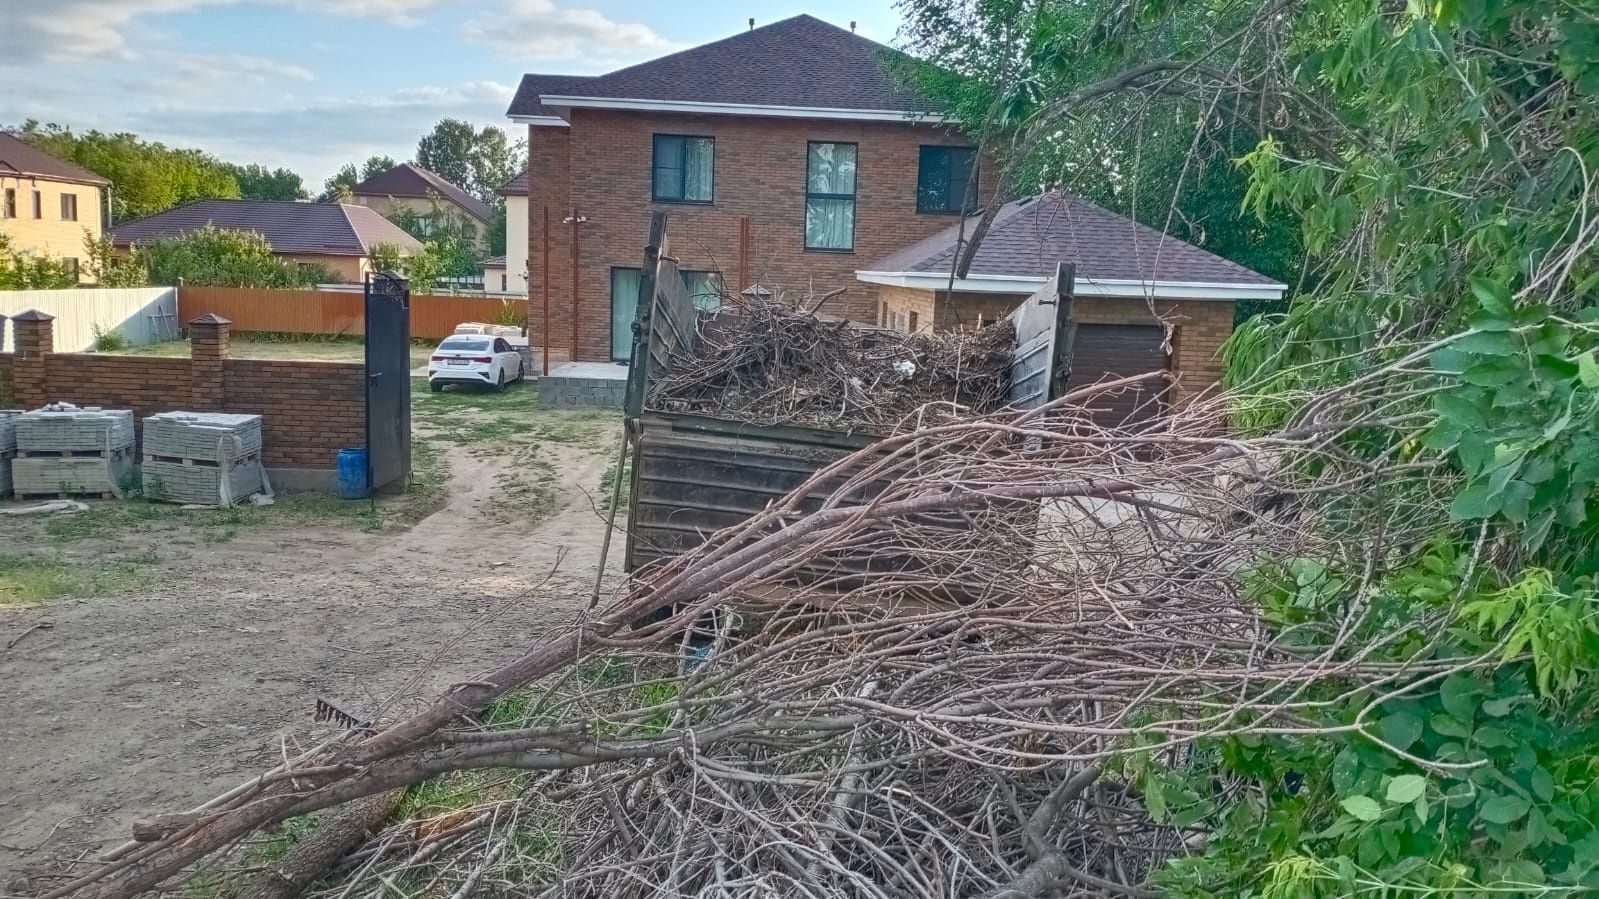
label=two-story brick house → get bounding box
[508,15,988,363]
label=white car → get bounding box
[428,335,525,392]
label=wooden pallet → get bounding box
[16,491,115,501]
[143,452,261,469]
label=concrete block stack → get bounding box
[0,410,19,497]
[141,411,266,505]
[11,405,136,498]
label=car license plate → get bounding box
[447,359,470,366]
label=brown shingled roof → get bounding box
[506,16,935,118]
[865,193,1283,289]
[498,168,528,197]
[0,132,110,187]
[110,199,423,257]
[351,162,494,224]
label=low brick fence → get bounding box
[0,310,364,484]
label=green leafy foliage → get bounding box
[139,225,330,288]
[416,118,525,206]
[319,155,396,203]
[11,120,240,220]
[0,233,74,289]
[222,163,307,201]
[897,0,1599,894]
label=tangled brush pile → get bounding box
[648,294,1015,430]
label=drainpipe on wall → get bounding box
[564,209,587,362]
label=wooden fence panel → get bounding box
[178,287,529,340]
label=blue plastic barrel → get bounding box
[337,447,369,499]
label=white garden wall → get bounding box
[0,287,179,352]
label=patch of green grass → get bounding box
[0,551,159,605]
[504,817,565,884]
[253,814,319,864]
[632,681,680,736]
[480,688,544,729]
[576,654,631,687]
[599,458,631,513]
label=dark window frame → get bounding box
[803,140,859,253]
[62,257,79,282]
[916,145,980,215]
[2,188,14,219]
[32,190,42,219]
[60,192,78,222]
[651,134,716,205]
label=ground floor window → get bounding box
[611,267,724,362]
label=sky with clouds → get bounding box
[0,0,906,190]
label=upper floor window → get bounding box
[32,190,42,218]
[652,135,714,203]
[805,141,857,251]
[60,193,78,221]
[917,145,978,214]
[2,189,14,218]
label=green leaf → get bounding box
[1440,674,1479,721]
[1449,481,1501,520]
[1479,793,1530,824]
[1530,767,1555,802]
[1387,774,1427,804]
[1439,710,1471,739]
[1471,277,1513,316]
[1341,795,1383,821]
[1579,351,1599,389]
[1377,711,1424,748]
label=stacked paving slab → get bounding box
[0,410,19,497]
[12,405,136,498]
[142,412,266,505]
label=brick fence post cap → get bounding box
[188,313,232,326]
[11,309,54,322]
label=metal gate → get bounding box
[364,272,411,494]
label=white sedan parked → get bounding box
[427,335,525,392]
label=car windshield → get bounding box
[440,338,491,351]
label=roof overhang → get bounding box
[532,95,948,124]
[855,270,1287,301]
[508,115,570,127]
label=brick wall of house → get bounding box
[877,284,937,332]
[3,312,365,472]
[527,112,988,362]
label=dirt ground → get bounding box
[0,384,624,888]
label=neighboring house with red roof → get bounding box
[350,162,494,254]
[110,199,423,283]
[0,132,111,283]
[507,13,1282,402]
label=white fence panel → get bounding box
[0,287,179,352]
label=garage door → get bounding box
[1061,324,1170,428]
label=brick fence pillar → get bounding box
[188,313,231,410]
[11,309,54,408]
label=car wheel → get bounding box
[429,380,443,393]
[494,369,507,393]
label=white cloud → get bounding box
[462,0,675,61]
[126,82,519,184]
[0,0,453,65]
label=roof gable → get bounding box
[0,132,110,187]
[110,199,423,257]
[350,163,494,223]
[499,168,528,197]
[863,193,1284,294]
[507,15,936,120]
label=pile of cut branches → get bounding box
[648,293,1015,430]
[29,347,1499,899]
